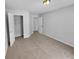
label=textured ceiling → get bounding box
[5,0,74,14]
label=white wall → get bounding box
[42,5,74,47]
[29,14,37,34]
[5,25,8,55]
[5,10,8,55]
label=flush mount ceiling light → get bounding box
[43,0,51,6]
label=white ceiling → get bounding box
[5,0,74,14]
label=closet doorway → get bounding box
[8,12,29,46]
[8,13,24,46]
[14,15,24,38]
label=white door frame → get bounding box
[38,17,43,33]
[8,13,15,46]
[8,12,30,46]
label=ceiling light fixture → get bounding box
[43,0,50,6]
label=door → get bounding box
[38,17,43,33]
[8,13,15,47]
[34,18,38,31]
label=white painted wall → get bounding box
[5,25,8,55]
[5,10,8,55]
[42,5,74,47]
[23,12,31,38]
[29,13,35,34]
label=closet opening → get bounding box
[14,15,24,38]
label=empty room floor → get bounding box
[6,32,74,59]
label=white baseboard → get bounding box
[15,32,33,38]
[15,34,22,37]
[24,34,31,38]
[42,32,74,47]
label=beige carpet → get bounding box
[6,32,74,59]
